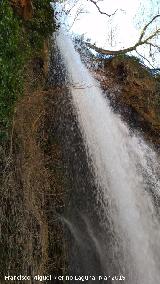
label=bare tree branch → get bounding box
[86,14,160,56]
[68,7,86,30]
[88,0,118,17]
[146,42,160,50]
[65,0,80,15]
[138,14,160,43]
[136,51,155,68]
[142,28,160,43]
[86,42,140,55]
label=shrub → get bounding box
[0,0,54,142]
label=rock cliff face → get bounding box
[10,0,33,20]
[94,57,160,149]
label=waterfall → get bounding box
[56,30,160,284]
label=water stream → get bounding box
[55,30,160,284]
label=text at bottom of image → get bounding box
[4,275,126,282]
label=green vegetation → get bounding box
[0,0,54,142]
[0,1,57,280]
[0,1,24,141]
[26,0,53,49]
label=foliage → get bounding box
[0,0,54,142]
[110,53,154,76]
[0,1,24,141]
[25,0,54,49]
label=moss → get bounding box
[109,55,153,79]
[0,0,54,143]
[0,1,24,141]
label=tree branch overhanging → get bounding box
[86,14,160,56]
[138,14,160,43]
[88,0,118,17]
[136,51,155,68]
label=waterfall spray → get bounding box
[56,29,160,284]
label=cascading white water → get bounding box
[56,30,160,284]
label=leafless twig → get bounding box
[88,0,118,17]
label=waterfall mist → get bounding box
[55,30,160,284]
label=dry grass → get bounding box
[0,57,68,283]
[14,88,49,276]
[0,62,49,282]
